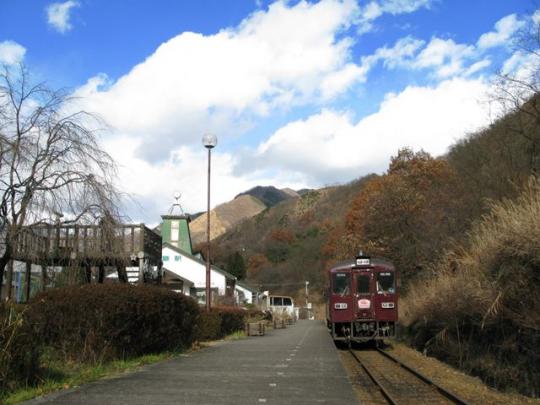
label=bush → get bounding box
[0,303,40,392]
[215,306,245,335]
[28,284,200,362]
[195,311,222,341]
[195,306,246,341]
[401,179,540,396]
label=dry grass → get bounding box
[401,178,540,397]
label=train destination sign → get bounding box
[356,258,370,266]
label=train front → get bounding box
[327,254,398,343]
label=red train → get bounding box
[326,253,398,343]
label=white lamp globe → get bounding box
[202,133,218,149]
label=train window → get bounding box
[356,274,370,294]
[332,273,350,295]
[376,272,395,293]
[283,297,292,306]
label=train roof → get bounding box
[329,257,395,272]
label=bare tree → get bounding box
[0,64,122,287]
[493,16,540,174]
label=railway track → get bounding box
[348,347,469,404]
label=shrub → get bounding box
[195,306,246,341]
[195,311,222,341]
[0,303,40,392]
[28,284,200,362]
[214,306,245,335]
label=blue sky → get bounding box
[0,0,537,222]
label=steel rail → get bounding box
[375,348,469,405]
[348,349,397,404]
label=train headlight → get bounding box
[334,303,348,309]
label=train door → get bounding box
[354,271,375,319]
[330,271,353,323]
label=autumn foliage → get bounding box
[324,148,463,285]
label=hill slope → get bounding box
[190,195,267,244]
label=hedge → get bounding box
[195,306,246,341]
[28,284,200,362]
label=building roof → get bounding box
[162,242,237,281]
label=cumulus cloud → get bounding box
[75,0,365,161]
[0,40,26,64]
[477,14,525,49]
[249,78,494,183]
[46,1,79,33]
[103,136,306,220]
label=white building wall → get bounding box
[162,246,227,295]
[235,285,254,304]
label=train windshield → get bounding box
[332,272,350,295]
[376,272,395,293]
[356,274,370,294]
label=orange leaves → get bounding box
[342,148,461,284]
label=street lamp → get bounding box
[202,133,217,311]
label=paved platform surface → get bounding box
[25,320,358,405]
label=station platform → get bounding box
[26,320,358,405]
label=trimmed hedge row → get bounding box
[2,285,252,395]
[195,306,247,341]
[28,284,200,362]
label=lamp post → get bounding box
[202,133,217,311]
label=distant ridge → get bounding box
[236,186,297,207]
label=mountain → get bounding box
[189,194,267,244]
[235,186,297,207]
[211,177,375,294]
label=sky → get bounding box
[0,0,538,223]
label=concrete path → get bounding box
[26,320,358,405]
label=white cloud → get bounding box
[251,78,494,183]
[0,41,26,65]
[413,37,476,77]
[357,0,432,33]
[533,10,540,25]
[74,0,363,161]
[477,14,525,49]
[379,0,432,14]
[46,1,79,33]
[104,136,306,220]
[361,35,425,70]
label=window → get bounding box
[162,255,169,262]
[376,272,395,293]
[283,297,292,306]
[332,272,350,295]
[356,274,370,294]
[271,297,283,306]
[171,220,179,242]
[174,255,181,261]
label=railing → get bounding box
[14,224,162,264]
